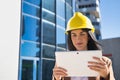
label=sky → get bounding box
[100,0,120,39]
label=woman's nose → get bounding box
[77,36,82,40]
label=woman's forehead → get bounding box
[71,29,85,33]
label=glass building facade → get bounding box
[19,0,74,80]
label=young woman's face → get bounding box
[71,29,88,51]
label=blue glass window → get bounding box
[22,60,33,80]
[66,4,73,21]
[20,41,40,57]
[43,22,55,45]
[56,17,65,28]
[42,0,55,12]
[24,0,40,6]
[43,45,55,58]
[23,2,40,17]
[56,0,65,18]
[42,60,55,80]
[22,16,40,42]
[42,10,55,23]
[56,27,66,48]
[66,0,72,6]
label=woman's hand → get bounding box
[53,65,68,80]
[88,56,111,79]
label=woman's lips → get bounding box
[76,43,83,46]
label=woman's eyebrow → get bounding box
[80,31,85,33]
[71,32,76,34]
[80,31,86,33]
[71,31,84,34]
[71,33,75,34]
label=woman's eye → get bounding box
[80,33,85,36]
[80,32,86,36]
[71,34,76,37]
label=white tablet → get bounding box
[55,50,102,77]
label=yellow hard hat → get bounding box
[66,12,95,34]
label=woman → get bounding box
[52,12,115,80]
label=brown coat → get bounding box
[52,56,115,80]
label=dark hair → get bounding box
[67,29,101,51]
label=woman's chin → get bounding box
[76,47,87,51]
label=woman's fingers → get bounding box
[53,67,67,75]
[54,67,67,71]
[88,56,107,69]
[53,67,68,79]
[93,57,106,65]
[88,61,106,69]
[88,56,110,78]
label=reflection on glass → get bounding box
[42,60,55,80]
[22,16,40,42]
[43,45,55,58]
[23,2,40,17]
[42,0,55,12]
[66,0,72,6]
[43,22,55,45]
[56,17,65,28]
[56,0,66,50]
[42,10,55,23]
[24,0,40,6]
[20,41,40,57]
[56,0,65,18]
[66,4,73,22]
[56,47,66,51]
[22,60,33,80]
[56,27,66,48]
